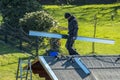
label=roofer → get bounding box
[64,12,79,55]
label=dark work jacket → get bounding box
[68,16,78,37]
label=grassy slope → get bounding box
[43,4,120,55]
[0,42,27,80]
[0,4,120,80]
[0,42,45,80]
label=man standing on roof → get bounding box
[64,12,79,55]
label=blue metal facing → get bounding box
[29,31,62,39]
[74,57,91,79]
[29,30,115,44]
[74,58,90,75]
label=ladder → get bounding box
[16,57,32,80]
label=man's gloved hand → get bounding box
[73,36,77,40]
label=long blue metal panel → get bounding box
[73,57,91,79]
[74,58,90,75]
[29,31,62,39]
[29,30,115,44]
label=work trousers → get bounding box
[65,36,78,55]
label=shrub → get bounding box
[0,0,42,28]
[19,11,57,32]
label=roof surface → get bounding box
[39,56,120,80]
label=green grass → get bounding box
[0,42,27,80]
[1,4,120,55]
[0,42,45,80]
[0,14,2,24]
[43,4,120,55]
[0,3,120,80]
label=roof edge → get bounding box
[38,56,58,80]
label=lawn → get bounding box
[1,4,120,55]
[0,41,45,80]
[0,3,120,80]
[43,4,120,55]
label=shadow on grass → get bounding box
[0,41,21,55]
[0,40,49,56]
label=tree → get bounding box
[0,0,42,28]
[19,11,57,32]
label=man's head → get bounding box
[64,12,71,19]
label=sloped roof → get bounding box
[38,55,120,80]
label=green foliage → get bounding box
[0,4,120,80]
[19,11,57,32]
[43,4,120,55]
[0,0,42,27]
[0,42,45,80]
[64,0,85,5]
[0,14,2,25]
